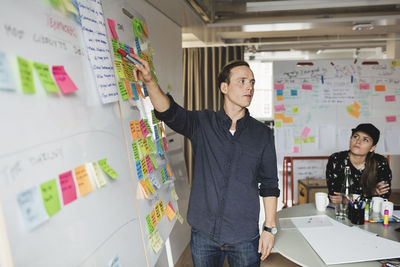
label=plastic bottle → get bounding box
[364,202,369,223]
[383,209,389,227]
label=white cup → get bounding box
[371,197,384,213]
[381,200,394,218]
[315,192,329,212]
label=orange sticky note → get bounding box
[74,165,94,197]
[274,113,285,120]
[124,79,134,98]
[349,110,360,118]
[352,101,361,110]
[374,85,386,92]
[151,209,157,227]
[282,116,293,123]
[166,163,172,178]
[165,203,176,221]
[276,95,284,101]
[139,179,149,198]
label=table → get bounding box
[274,203,400,267]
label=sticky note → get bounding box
[149,229,163,253]
[293,146,300,153]
[302,83,312,90]
[139,179,149,198]
[159,200,165,216]
[149,173,161,189]
[165,202,176,221]
[52,66,78,94]
[176,211,184,224]
[107,18,119,40]
[141,157,148,176]
[390,59,400,67]
[274,120,282,128]
[59,170,77,205]
[353,101,361,110]
[276,95,284,101]
[294,137,301,144]
[386,115,397,123]
[145,177,155,194]
[140,119,149,137]
[162,137,168,152]
[385,95,396,102]
[146,214,154,234]
[374,84,386,92]
[359,83,370,90]
[135,160,143,180]
[98,158,119,179]
[276,89,283,96]
[123,79,134,98]
[155,202,161,221]
[171,187,179,201]
[151,110,159,124]
[290,90,297,96]
[151,209,157,227]
[282,116,293,123]
[166,163,172,178]
[132,142,140,161]
[274,83,284,90]
[145,155,154,173]
[138,138,147,156]
[292,106,299,114]
[274,104,285,113]
[89,162,107,188]
[144,119,152,134]
[149,153,158,169]
[143,138,151,155]
[0,52,15,91]
[62,0,78,15]
[346,105,354,112]
[349,110,360,118]
[17,56,35,94]
[17,187,49,230]
[33,62,59,92]
[118,80,129,100]
[301,126,311,138]
[114,59,126,79]
[309,136,315,143]
[74,165,94,196]
[147,137,156,152]
[274,113,285,120]
[160,168,166,184]
[129,120,142,141]
[40,179,61,216]
[130,82,139,99]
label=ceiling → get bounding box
[146,0,400,54]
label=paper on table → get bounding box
[17,187,49,230]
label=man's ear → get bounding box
[220,82,228,94]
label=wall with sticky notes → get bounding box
[0,0,190,267]
[273,59,400,157]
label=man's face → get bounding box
[221,65,255,108]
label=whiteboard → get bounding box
[0,0,188,266]
[273,60,400,157]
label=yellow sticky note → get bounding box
[294,137,302,145]
[282,116,293,123]
[274,120,282,128]
[88,162,107,188]
[155,202,161,221]
[346,105,354,113]
[171,187,179,201]
[62,0,78,15]
[159,200,165,216]
[17,56,35,94]
[33,62,59,93]
[145,177,155,194]
[292,106,299,114]
[74,165,94,196]
[176,211,184,224]
[149,229,163,253]
[308,136,315,143]
[141,157,148,176]
[390,60,400,68]
[114,59,126,79]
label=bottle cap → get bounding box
[384,209,389,215]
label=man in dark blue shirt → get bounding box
[130,55,280,266]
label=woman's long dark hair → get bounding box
[361,151,377,197]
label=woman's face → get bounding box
[349,131,376,156]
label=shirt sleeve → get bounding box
[258,131,280,197]
[376,156,392,199]
[326,154,342,195]
[153,94,197,139]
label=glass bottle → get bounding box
[337,166,352,219]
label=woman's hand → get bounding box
[329,192,341,204]
[374,181,390,195]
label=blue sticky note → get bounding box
[276,89,283,96]
[124,44,130,54]
[130,82,139,100]
[142,83,149,97]
[156,139,164,156]
[135,160,143,180]
[17,187,49,230]
[291,90,298,96]
[154,125,159,140]
[0,52,15,91]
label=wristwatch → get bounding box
[263,226,278,235]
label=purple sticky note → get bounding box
[59,170,77,205]
[52,66,78,94]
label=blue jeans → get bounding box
[190,228,260,267]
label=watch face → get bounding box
[271,227,278,235]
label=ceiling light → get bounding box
[352,23,374,31]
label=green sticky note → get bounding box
[138,139,147,156]
[309,136,315,143]
[132,142,140,162]
[144,119,152,134]
[118,80,129,100]
[346,105,354,112]
[151,110,159,124]
[292,106,299,114]
[160,169,165,183]
[17,56,35,94]
[149,153,158,169]
[41,179,61,216]
[294,137,301,145]
[274,121,282,128]
[98,158,119,179]
[111,39,120,59]
[33,62,59,92]
[147,136,156,152]
[146,214,154,234]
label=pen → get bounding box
[117,48,144,66]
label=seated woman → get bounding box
[326,123,392,204]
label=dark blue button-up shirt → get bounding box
[155,95,280,244]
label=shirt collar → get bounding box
[217,108,250,130]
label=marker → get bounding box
[117,48,143,66]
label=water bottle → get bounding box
[337,166,352,219]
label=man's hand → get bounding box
[374,181,390,195]
[258,230,274,261]
[123,53,153,84]
[329,192,341,204]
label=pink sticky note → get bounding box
[168,201,175,213]
[385,95,396,102]
[107,18,119,40]
[274,104,286,112]
[302,83,312,90]
[59,170,77,205]
[359,83,370,90]
[140,119,149,137]
[301,126,311,138]
[274,83,284,90]
[386,115,397,123]
[162,137,168,151]
[52,66,78,94]
[293,146,299,153]
[129,46,134,55]
[145,155,154,173]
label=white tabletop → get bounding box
[274,203,400,267]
